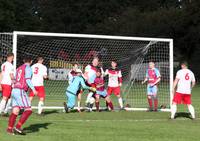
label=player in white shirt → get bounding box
[0,53,14,115]
[104,60,124,109]
[171,62,196,119]
[29,57,47,115]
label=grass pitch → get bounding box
[0,85,200,141]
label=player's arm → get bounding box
[83,65,90,81]
[68,72,73,84]
[118,70,122,86]
[25,66,37,94]
[191,73,196,88]
[103,69,108,77]
[43,67,48,79]
[172,78,179,95]
[142,70,148,84]
[80,77,96,92]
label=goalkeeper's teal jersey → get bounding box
[66,76,90,95]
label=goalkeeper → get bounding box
[64,69,96,113]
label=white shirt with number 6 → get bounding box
[176,69,195,95]
[31,63,47,86]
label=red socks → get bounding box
[148,98,153,109]
[95,102,100,111]
[107,101,114,110]
[16,110,32,129]
[154,99,158,110]
[8,113,17,130]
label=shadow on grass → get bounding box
[23,122,52,133]
[175,112,192,119]
[43,110,59,115]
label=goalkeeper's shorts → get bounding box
[147,84,158,95]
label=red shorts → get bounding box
[107,86,120,96]
[173,92,191,104]
[30,86,46,99]
[1,84,12,98]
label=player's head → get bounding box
[72,62,79,71]
[96,69,101,77]
[23,56,33,65]
[181,61,188,69]
[149,61,155,69]
[37,56,44,64]
[92,57,99,67]
[7,52,14,62]
[111,59,117,68]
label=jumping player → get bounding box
[7,56,37,135]
[68,63,83,112]
[105,60,124,109]
[171,62,196,119]
[142,61,161,111]
[64,69,96,113]
[29,57,47,115]
[84,57,102,111]
[94,70,114,111]
[0,53,14,115]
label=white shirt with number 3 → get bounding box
[31,63,47,86]
[176,69,195,95]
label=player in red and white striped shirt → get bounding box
[0,53,14,116]
[105,60,124,109]
[171,62,196,119]
[29,57,47,115]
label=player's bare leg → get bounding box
[105,96,114,111]
[0,96,8,115]
[147,95,153,111]
[77,93,82,112]
[170,102,177,119]
[187,104,195,119]
[38,98,44,115]
[95,95,100,112]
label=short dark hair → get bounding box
[181,61,188,67]
[111,59,118,64]
[37,56,44,62]
[23,56,32,63]
[7,53,14,58]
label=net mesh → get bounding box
[1,33,171,109]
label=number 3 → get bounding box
[185,73,190,80]
[34,67,39,74]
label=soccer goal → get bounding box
[0,31,173,112]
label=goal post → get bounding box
[3,31,173,111]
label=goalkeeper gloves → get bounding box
[90,87,96,92]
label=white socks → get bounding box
[0,99,7,113]
[86,92,93,103]
[4,99,11,114]
[118,97,123,108]
[171,104,177,119]
[77,101,81,111]
[38,101,44,114]
[188,105,195,119]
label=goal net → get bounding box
[1,31,173,111]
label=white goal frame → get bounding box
[12,31,173,112]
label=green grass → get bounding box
[0,85,200,141]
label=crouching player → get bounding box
[94,70,114,112]
[142,61,161,112]
[7,57,37,135]
[68,63,83,112]
[64,69,96,113]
